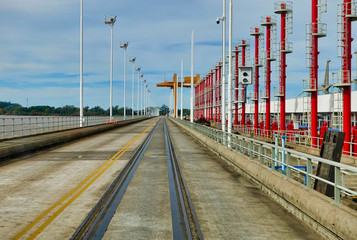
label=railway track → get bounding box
[71,118,202,240]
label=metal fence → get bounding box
[172,118,357,205]
[0,115,146,140]
[216,123,357,157]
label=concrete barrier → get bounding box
[0,117,152,160]
[171,119,357,240]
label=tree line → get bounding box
[0,101,133,116]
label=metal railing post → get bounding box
[259,143,263,165]
[306,158,312,189]
[249,141,253,160]
[286,152,291,179]
[334,166,341,204]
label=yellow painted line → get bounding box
[12,119,158,240]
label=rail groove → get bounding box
[164,119,203,240]
[71,119,160,239]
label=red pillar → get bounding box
[262,16,273,137]
[251,27,261,135]
[210,70,214,120]
[218,63,222,122]
[215,66,218,122]
[310,0,319,148]
[276,3,291,132]
[342,0,353,153]
[240,40,247,127]
[234,46,239,125]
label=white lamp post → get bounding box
[80,0,83,127]
[227,0,233,146]
[181,60,183,120]
[129,57,136,118]
[136,67,141,115]
[104,15,117,121]
[190,30,194,123]
[120,41,129,119]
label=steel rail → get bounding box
[71,119,160,240]
[164,119,203,240]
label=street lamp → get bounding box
[120,41,129,119]
[104,15,117,122]
[227,0,233,146]
[139,74,143,115]
[136,67,141,115]
[129,57,136,118]
[141,79,146,115]
[217,0,226,144]
[80,0,84,127]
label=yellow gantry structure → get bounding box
[157,74,200,118]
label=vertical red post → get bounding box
[262,16,273,137]
[310,0,319,148]
[342,0,352,153]
[275,2,291,132]
[218,63,222,122]
[215,66,218,122]
[210,71,213,120]
[252,27,261,135]
[234,46,239,125]
[241,40,247,127]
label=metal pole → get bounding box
[124,46,127,119]
[181,60,183,120]
[222,0,226,143]
[132,63,135,117]
[343,0,352,153]
[311,0,319,147]
[190,30,194,123]
[110,25,113,121]
[280,4,287,131]
[227,0,233,145]
[80,0,83,127]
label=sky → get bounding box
[0,0,356,109]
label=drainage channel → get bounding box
[71,119,160,240]
[164,119,203,240]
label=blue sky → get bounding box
[0,0,356,109]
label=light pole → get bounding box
[120,41,129,119]
[181,60,184,120]
[142,79,146,115]
[136,67,141,115]
[217,0,226,143]
[227,0,233,145]
[104,15,117,122]
[129,57,136,118]
[80,0,83,127]
[139,74,143,115]
[190,30,194,123]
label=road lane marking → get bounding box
[12,119,158,240]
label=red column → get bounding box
[253,27,260,135]
[215,66,218,122]
[218,63,222,122]
[234,46,239,125]
[241,40,247,127]
[277,3,288,132]
[310,0,319,148]
[264,16,272,137]
[342,0,352,153]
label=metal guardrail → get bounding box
[172,118,357,205]
[0,115,147,140]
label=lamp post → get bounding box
[181,60,184,120]
[120,41,129,119]
[190,30,194,123]
[217,0,226,144]
[142,79,146,115]
[227,0,233,145]
[129,57,136,118]
[80,0,83,127]
[104,15,117,122]
[139,74,143,115]
[136,67,141,115]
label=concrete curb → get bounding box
[171,119,357,240]
[0,117,151,160]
